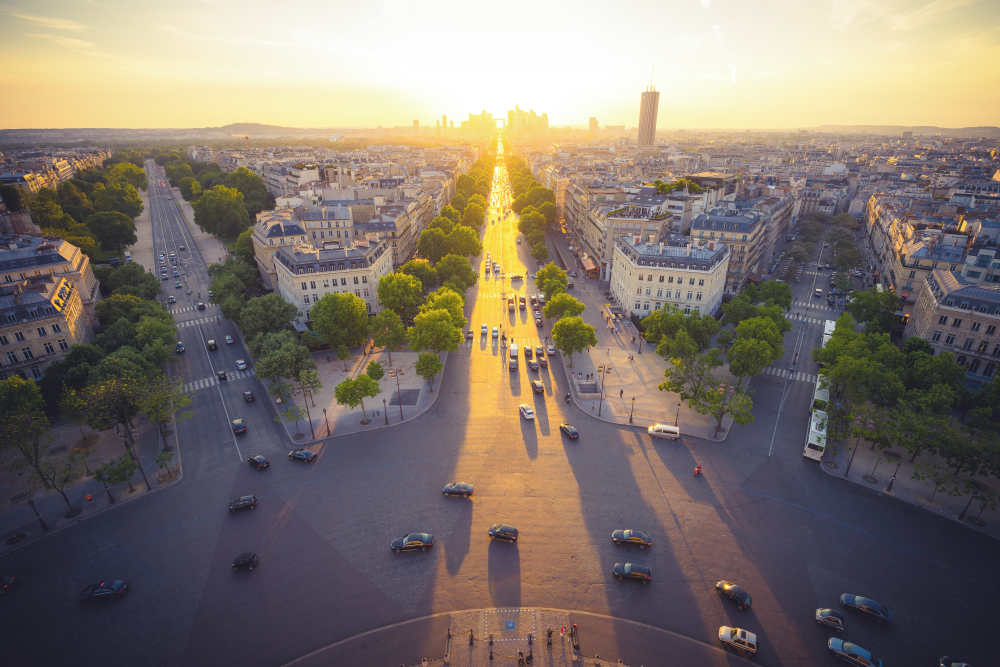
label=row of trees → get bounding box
[815,314,1000,513]
[1,161,147,259]
[504,155,557,264]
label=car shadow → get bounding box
[519,415,538,459]
[487,538,521,609]
[444,498,474,576]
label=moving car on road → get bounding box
[174,281,182,288]
[442,482,474,497]
[391,533,433,552]
[247,454,269,469]
[717,581,752,610]
[613,562,650,584]
[197,302,205,310]
[231,419,246,434]
[288,449,317,463]
[719,627,756,654]
[839,594,893,624]
[243,391,254,402]
[560,423,579,439]
[547,344,556,355]
[827,638,882,667]
[528,360,539,371]
[225,335,234,344]
[530,380,544,394]
[612,529,651,548]
[236,359,247,370]
[80,580,130,601]
[217,370,227,382]
[167,296,175,303]
[488,524,518,542]
[229,495,256,512]
[519,404,535,420]
[492,327,499,338]
[207,339,217,350]
[232,553,258,571]
[175,342,185,353]
[0,575,15,594]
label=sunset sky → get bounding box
[1,0,999,130]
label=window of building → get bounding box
[14,332,25,342]
[362,276,368,283]
[905,282,912,290]
[963,338,974,350]
[687,291,693,300]
[636,287,642,295]
[945,334,956,345]
[323,280,330,288]
[303,296,310,304]
[21,347,33,360]
[656,288,663,297]
[6,351,16,364]
[638,274,643,281]
[689,278,695,285]
[52,324,61,333]
[967,271,981,279]
[301,282,307,290]
[971,322,981,332]
[952,318,962,328]
[978,341,989,353]
[31,366,41,379]
[635,301,641,310]
[698,279,704,286]
[696,292,702,301]
[987,325,996,335]
[969,359,981,373]
[310,281,317,289]
[340,277,347,285]
[58,339,68,351]
[43,342,54,354]
[908,270,916,278]
[931,331,942,342]
[985,363,996,378]
[353,276,359,284]
[938,315,949,325]
[354,289,361,297]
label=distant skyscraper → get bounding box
[442,115,447,128]
[413,120,419,128]
[589,117,598,133]
[637,87,659,147]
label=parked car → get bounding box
[613,562,651,584]
[442,482,474,497]
[719,627,756,654]
[232,553,258,571]
[827,638,882,667]
[79,580,130,601]
[229,495,256,512]
[815,608,846,632]
[247,454,269,469]
[391,533,434,552]
[716,581,752,610]
[611,529,651,548]
[488,524,518,542]
[839,594,893,624]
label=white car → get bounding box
[546,345,556,355]
[481,324,488,334]
[519,404,535,420]
[492,327,499,338]
[719,627,756,654]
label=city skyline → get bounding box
[2,0,1000,129]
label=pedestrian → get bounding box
[372,410,376,419]
[86,493,92,503]
[592,402,595,411]
[620,388,624,398]
[377,409,380,417]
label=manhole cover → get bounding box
[6,532,26,545]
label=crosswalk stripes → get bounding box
[465,336,551,350]
[792,300,839,312]
[762,366,817,383]
[170,305,216,315]
[176,317,220,328]
[181,368,256,393]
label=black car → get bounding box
[197,302,205,310]
[488,523,518,543]
[560,423,579,439]
[243,391,254,402]
[612,529,651,548]
[717,581,752,610]
[0,575,15,594]
[530,380,544,394]
[839,594,893,624]
[229,495,257,512]
[217,370,227,381]
[247,454,269,469]
[527,360,539,371]
[391,533,433,553]
[288,449,317,463]
[232,419,246,434]
[442,482,474,497]
[613,562,651,584]
[207,339,217,350]
[232,553,258,571]
[80,580,130,601]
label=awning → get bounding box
[747,272,763,284]
[900,292,909,298]
[581,257,598,271]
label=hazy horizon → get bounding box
[2,0,999,130]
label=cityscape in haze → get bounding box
[1,1,999,667]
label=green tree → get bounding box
[729,317,785,380]
[334,374,380,423]
[228,167,269,217]
[643,305,719,351]
[420,287,468,331]
[135,315,177,350]
[440,205,461,226]
[657,330,725,401]
[57,181,94,223]
[692,377,755,436]
[543,293,585,320]
[538,201,557,225]
[450,193,467,213]
[447,225,483,257]
[179,176,202,201]
[530,242,550,263]
[28,188,76,231]
[551,316,597,367]
[366,359,385,383]
[435,254,477,291]
[462,202,484,228]
[415,352,444,392]
[137,376,192,438]
[370,309,407,365]
[106,262,162,300]
[376,273,424,320]
[310,292,370,349]
[194,185,251,236]
[108,162,149,191]
[417,228,451,264]
[535,263,568,296]
[847,287,900,334]
[93,181,143,219]
[399,259,436,290]
[234,228,256,265]
[250,330,316,381]
[239,293,299,341]
[408,309,464,353]
[95,293,145,327]
[0,184,25,212]
[85,211,137,250]
[96,454,139,494]
[429,215,454,235]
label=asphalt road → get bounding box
[0,167,993,667]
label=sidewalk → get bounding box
[171,186,231,264]
[266,345,446,443]
[0,415,183,558]
[821,437,1000,540]
[546,233,733,441]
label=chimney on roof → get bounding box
[686,244,691,256]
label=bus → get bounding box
[803,381,830,461]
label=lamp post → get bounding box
[629,397,635,424]
[957,488,979,522]
[885,461,902,493]
[674,402,681,427]
[394,367,403,420]
[597,373,606,416]
[27,499,48,531]
[383,398,388,424]
[323,408,329,436]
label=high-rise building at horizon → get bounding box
[637,87,659,147]
[442,115,447,128]
[589,117,598,133]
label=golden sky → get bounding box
[1,0,999,129]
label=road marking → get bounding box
[762,366,816,383]
[181,368,255,392]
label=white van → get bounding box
[647,423,680,440]
[508,344,518,370]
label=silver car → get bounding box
[815,608,846,632]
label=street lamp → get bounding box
[884,460,902,492]
[957,488,979,522]
[383,398,388,424]
[674,402,681,427]
[629,397,635,424]
[394,367,403,420]
[27,498,48,531]
[323,408,330,436]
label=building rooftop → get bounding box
[616,233,729,268]
[927,268,1000,311]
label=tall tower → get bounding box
[638,87,659,147]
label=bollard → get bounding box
[470,630,474,646]
[528,633,533,645]
[489,649,494,661]
[488,633,493,645]
[547,629,553,646]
